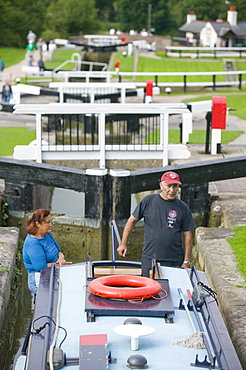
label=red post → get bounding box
[115,60,120,69]
[212,96,227,129]
[115,60,120,74]
[145,80,154,103]
[146,80,154,96]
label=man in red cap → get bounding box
[117,171,196,277]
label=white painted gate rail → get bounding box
[13,103,192,167]
[49,82,137,104]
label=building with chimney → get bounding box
[179,6,246,47]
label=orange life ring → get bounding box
[88,275,162,301]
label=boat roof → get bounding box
[15,262,242,370]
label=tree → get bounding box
[0,0,46,47]
[114,0,175,34]
[151,0,174,34]
[95,0,116,22]
[114,0,152,32]
[45,0,99,38]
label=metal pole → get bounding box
[205,111,211,154]
[148,4,152,32]
[212,75,216,91]
[239,73,242,90]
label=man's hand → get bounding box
[117,243,127,257]
[181,261,191,268]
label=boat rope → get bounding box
[198,281,218,304]
[48,278,62,370]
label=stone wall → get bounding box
[0,227,19,335]
[196,194,246,369]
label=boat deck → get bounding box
[15,263,242,370]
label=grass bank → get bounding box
[0,47,76,71]
[227,227,246,279]
[0,47,25,67]
[147,129,243,145]
[0,128,36,156]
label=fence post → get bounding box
[36,113,42,163]
[205,111,212,154]
[183,75,187,93]
[99,113,106,168]
[155,75,158,86]
[161,112,169,167]
[212,75,216,91]
[239,73,242,90]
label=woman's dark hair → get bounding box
[26,209,50,235]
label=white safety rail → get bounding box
[49,82,137,104]
[84,34,122,46]
[21,58,108,84]
[53,59,108,73]
[165,46,246,58]
[57,71,114,83]
[21,66,54,83]
[11,83,41,104]
[13,103,192,167]
[56,70,246,90]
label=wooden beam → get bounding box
[130,156,246,193]
[0,158,86,192]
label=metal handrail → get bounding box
[111,220,121,263]
[190,266,232,370]
[53,60,108,73]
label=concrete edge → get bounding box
[196,227,246,369]
[0,227,20,334]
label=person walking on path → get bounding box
[48,40,57,61]
[27,30,37,44]
[1,79,13,103]
[0,57,5,72]
[117,171,196,277]
[36,38,43,58]
[26,40,36,58]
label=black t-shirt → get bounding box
[132,193,196,261]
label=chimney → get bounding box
[227,6,238,26]
[187,11,196,24]
[216,15,223,23]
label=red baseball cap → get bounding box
[160,171,182,185]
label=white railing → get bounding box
[13,103,192,167]
[49,82,137,103]
[56,70,246,91]
[165,46,246,58]
[53,59,108,73]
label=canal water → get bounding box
[50,187,139,217]
[51,188,85,217]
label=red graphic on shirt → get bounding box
[166,209,178,228]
